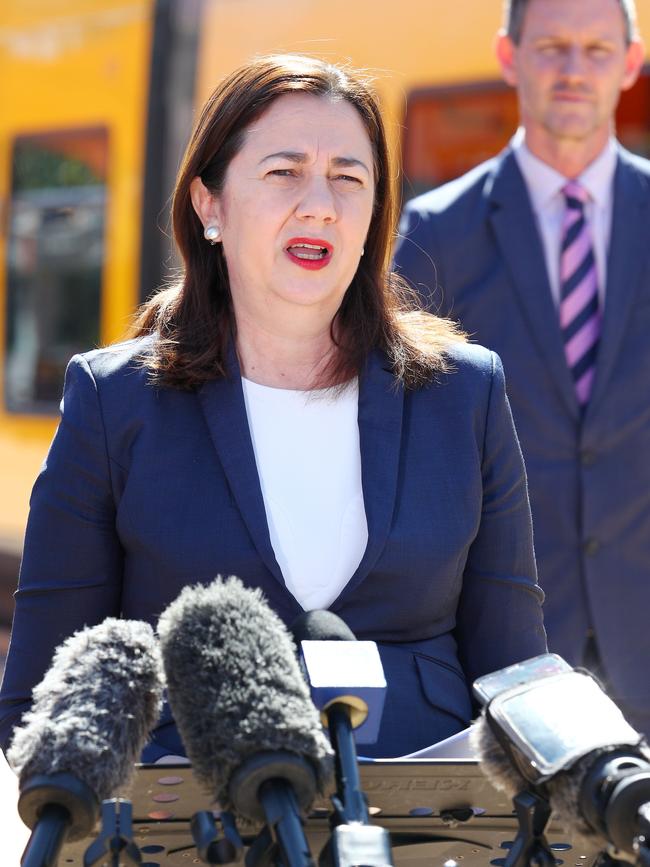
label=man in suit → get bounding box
[394,0,650,735]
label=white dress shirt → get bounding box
[241,376,368,611]
[511,127,617,308]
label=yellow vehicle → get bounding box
[1,0,649,614]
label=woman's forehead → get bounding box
[239,93,373,162]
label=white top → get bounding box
[511,127,617,307]
[241,377,368,610]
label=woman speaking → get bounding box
[0,55,545,760]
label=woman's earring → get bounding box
[204,225,221,245]
[361,247,365,257]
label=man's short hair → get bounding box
[504,0,637,45]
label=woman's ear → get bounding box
[189,176,223,229]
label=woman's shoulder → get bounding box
[442,340,501,380]
[408,339,504,408]
[70,335,155,384]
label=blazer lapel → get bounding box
[586,148,650,416]
[197,345,284,586]
[488,149,579,420]
[331,350,404,608]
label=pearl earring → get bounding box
[361,247,365,256]
[204,225,221,245]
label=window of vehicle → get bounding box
[402,68,650,196]
[4,128,108,413]
[617,69,650,159]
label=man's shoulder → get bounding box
[617,144,650,184]
[403,153,505,217]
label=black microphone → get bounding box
[291,610,394,867]
[471,654,650,862]
[292,610,356,643]
[157,576,333,867]
[7,618,164,867]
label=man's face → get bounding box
[498,0,643,146]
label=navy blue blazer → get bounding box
[394,146,650,736]
[0,336,545,759]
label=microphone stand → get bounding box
[245,780,316,867]
[231,753,317,867]
[503,789,556,867]
[320,703,394,867]
[18,773,98,867]
[83,799,141,866]
[20,803,71,867]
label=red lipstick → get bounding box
[285,237,333,270]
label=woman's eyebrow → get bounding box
[258,151,370,174]
[331,156,371,175]
[258,150,306,165]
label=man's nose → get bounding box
[561,45,588,79]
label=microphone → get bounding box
[291,609,386,746]
[469,711,528,801]
[291,610,394,867]
[470,654,650,862]
[157,576,333,867]
[7,618,164,867]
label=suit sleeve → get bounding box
[0,355,123,754]
[455,351,547,687]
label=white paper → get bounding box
[390,725,477,760]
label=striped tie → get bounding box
[559,181,601,407]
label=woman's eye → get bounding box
[267,168,297,178]
[334,174,363,185]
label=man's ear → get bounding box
[621,38,645,92]
[495,29,518,87]
[189,176,223,229]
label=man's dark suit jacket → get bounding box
[0,336,545,760]
[394,145,650,736]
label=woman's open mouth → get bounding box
[285,237,333,270]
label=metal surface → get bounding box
[57,759,600,867]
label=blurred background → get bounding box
[0,0,649,669]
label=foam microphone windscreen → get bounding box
[545,751,607,847]
[546,745,650,853]
[157,576,333,812]
[8,618,164,798]
[470,710,529,799]
[471,710,650,856]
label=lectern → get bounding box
[57,758,599,867]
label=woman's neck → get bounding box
[234,313,337,390]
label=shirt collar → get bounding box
[511,127,618,210]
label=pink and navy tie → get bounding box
[559,181,601,407]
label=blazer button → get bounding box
[583,538,600,556]
[580,449,596,466]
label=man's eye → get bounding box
[588,45,610,58]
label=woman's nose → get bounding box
[295,176,337,222]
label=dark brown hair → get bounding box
[504,0,637,45]
[134,53,463,389]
